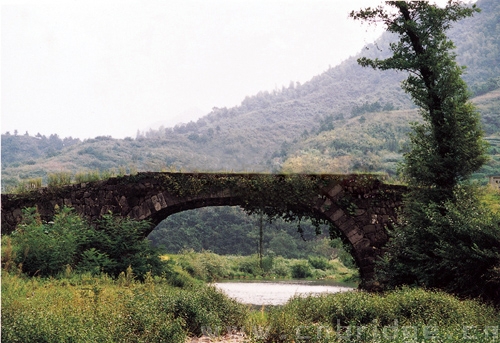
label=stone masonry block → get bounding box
[339,218,356,233]
[331,209,345,222]
[156,193,168,208]
[151,195,161,211]
[327,184,343,198]
[347,229,364,245]
[362,224,377,234]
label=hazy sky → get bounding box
[1,1,442,139]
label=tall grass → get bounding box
[74,169,102,183]
[47,171,72,188]
[250,287,500,343]
[1,272,248,343]
[2,260,498,343]
[5,166,139,194]
[4,177,44,193]
[483,184,500,213]
[170,250,358,282]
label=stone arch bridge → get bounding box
[1,172,405,288]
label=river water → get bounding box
[214,280,354,305]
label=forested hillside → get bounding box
[1,0,499,256]
[282,90,500,180]
[147,206,341,260]
[2,0,498,191]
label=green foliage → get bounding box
[330,238,356,270]
[149,206,343,260]
[74,169,102,183]
[0,133,80,168]
[149,172,336,228]
[236,255,261,276]
[351,101,395,117]
[11,206,89,276]
[316,114,335,134]
[267,231,301,259]
[352,1,499,304]
[47,171,72,188]
[169,251,357,282]
[161,285,248,336]
[147,173,382,257]
[252,287,499,343]
[77,248,114,275]
[352,1,488,197]
[1,272,248,343]
[307,256,330,271]
[9,206,166,280]
[176,250,230,282]
[378,185,500,305]
[6,177,43,194]
[290,261,313,279]
[5,166,134,193]
[483,185,500,213]
[87,213,165,279]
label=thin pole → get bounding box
[259,213,263,270]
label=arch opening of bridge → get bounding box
[1,172,405,289]
[147,205,334,260]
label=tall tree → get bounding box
[351,0,488,202]
[351,1,500,303]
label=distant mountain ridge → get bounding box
[2,0,499,190]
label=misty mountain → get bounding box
[2,0,499,191]
[143,107,207,133]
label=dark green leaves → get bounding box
[10,206,165,279]
[353,1,498,304]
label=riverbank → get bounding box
[1,271,247,343]
[3,246,498,343]
[164,250,358,284]
[3,269,499,343]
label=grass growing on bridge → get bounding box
[3,167,137,193]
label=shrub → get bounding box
[9,206,166,280]
[76,248,114,275]
[254,287,500,343]
[290,261,312,279]
[330,237,357,269]
[377,185,500,305]
[11,206,89,276]
[74,170,101,183]
[197,251,230,281]
[237,255,261,276]
[11,178,43,193]
[86,213,165,279]
[308,256,330,270]
[172,286,247,336]
[271,256,290,278]
[261,255,275,273]
[177,250,230,281]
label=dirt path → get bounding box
[187,332,247,343]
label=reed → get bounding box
[250,287,500,343]
[1,271,248,343]
[47,171,72,188]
